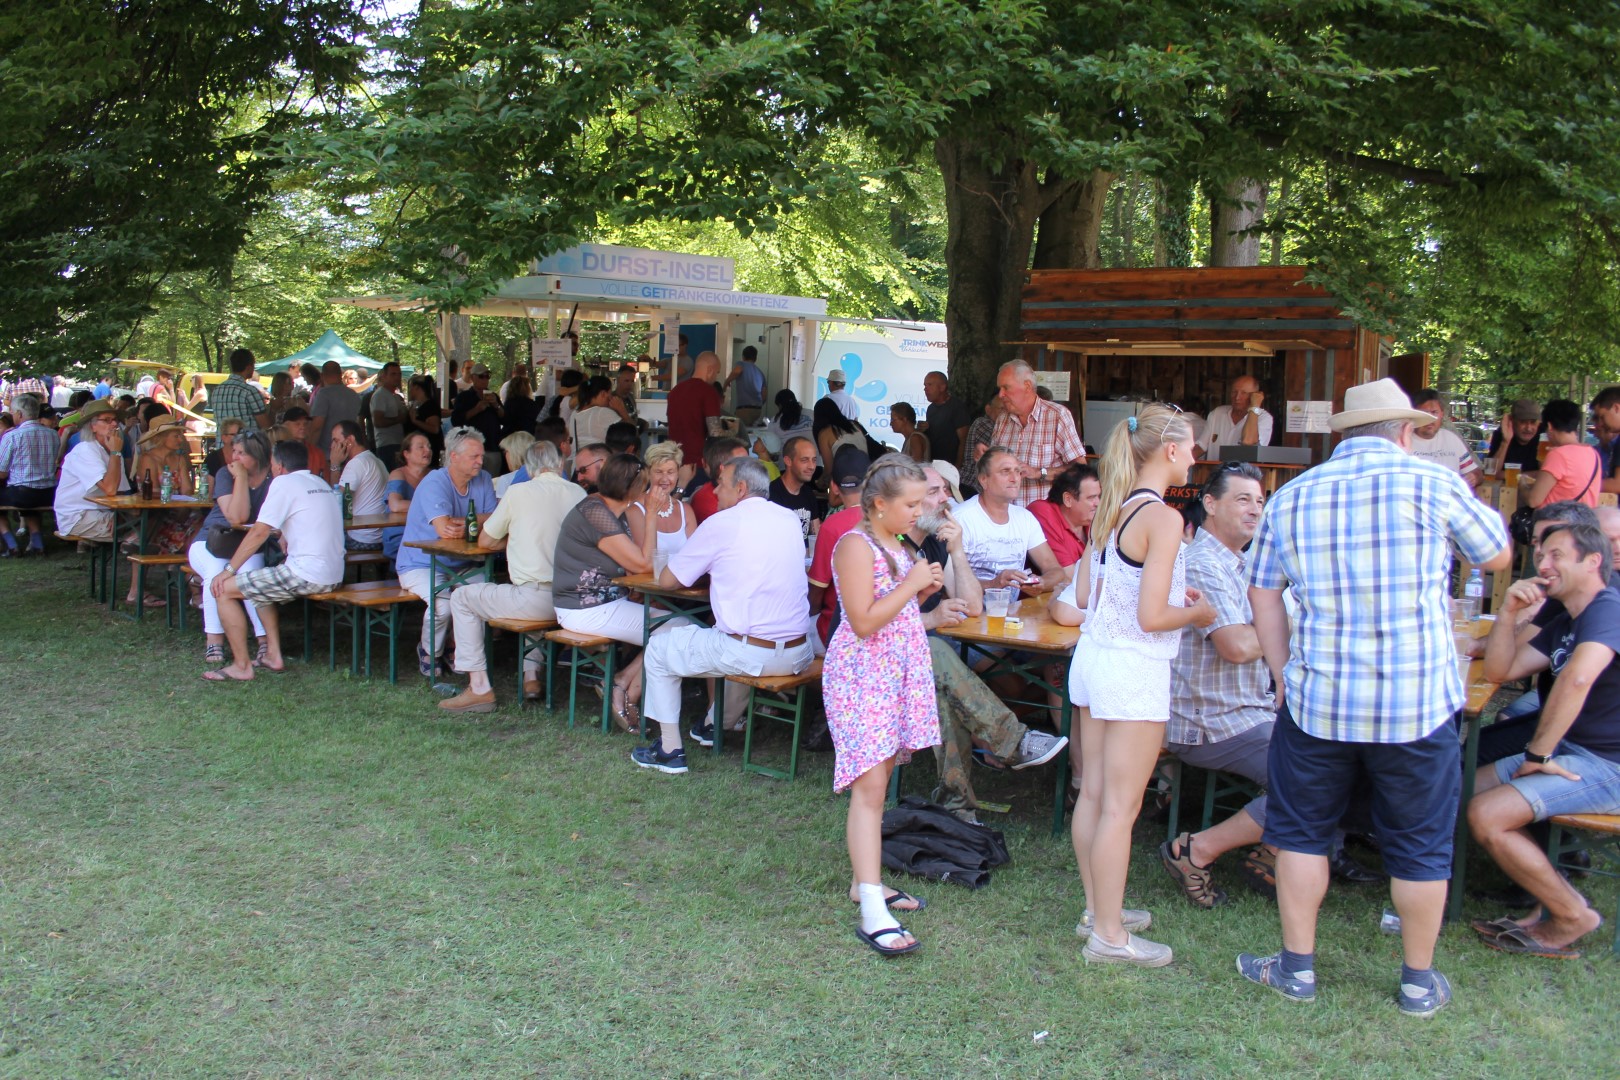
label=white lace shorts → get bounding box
[1069,635,1171,722]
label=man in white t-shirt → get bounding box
[53,399,131,538]
[1410,388,1480,489]
[205,440,345,682]
[328,420,391,549]
[955,447,1067,589]
[635,456,815,775]
[1199,375,1274,459]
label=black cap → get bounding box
[832,444,870,491]
[282,405,311,422]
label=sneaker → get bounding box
[1236,951,1316,1003]
[1160,832,1228,909]
[1075,908,1151,939]
[1009,730,1069,771]
[1082,931,1173,968]
[689,718,715,748]
[631,744,689,775]
[1397,970,1452,1018]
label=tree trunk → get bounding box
[1154,178,1193,267]
[1032,170,1113,270]
[1120,176,1137,267]
[1269,175,1291,265]
[934,136,1044,409]
[1209,176,1268,267]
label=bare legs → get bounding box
[1073,712,1165,944]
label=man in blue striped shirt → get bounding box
[1236,379,1510,1017]
[0,394,59,556]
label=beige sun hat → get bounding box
[1328,378,1432,432]
[138,415,188,445]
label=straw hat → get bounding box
[138,415,186,446]
[1328,378,1431,432]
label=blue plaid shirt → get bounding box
[0,420,60,488]
[209,375,267,428]
[1248,437,1508,743]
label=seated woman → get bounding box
[124,415,206,608]
[1028,463,1102,568]
[888,400,930,462]
[569,376,619,451]
[187,430,273,666]
[203,418,244,478]
[493,431,535,498]
[626,441,696,555]
[382,430,433,560]
[1527,398,1604,509]
[552,454,667,732]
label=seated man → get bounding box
[279,406,328,478]
[52,399,129,540]
[204,440,345,682]
[440,441,586,712]
[955,447,1066,590]
[1410,389,1480,490]
[689,436,748,523]
[1470,519,1620,957]
[1488,398,1545,474]
[1157,464,1380,908]
[768,435,821,545]
[635,457,815,774]
[909,463,1067,821]
[604,421,640,456]
[395,428,497,679]
[0,393,60,555]
[327,420,390,550]
[808,445,870,644]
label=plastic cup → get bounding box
[985,587,1011,626]
[1457,654,1473,688]
[651,552,670,578]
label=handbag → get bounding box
[204,524,244,559]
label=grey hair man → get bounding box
[441,441,586,712]
[990,361,1086,506]
[634,455,814,774]
[0,393,59,554]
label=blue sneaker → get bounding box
[1397,970,1451,1018]
[1236,951,1316,1003]
[631,744,688,775]
[689,719,715,748]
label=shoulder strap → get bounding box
[1581,447,1601,500]
[1116,493,1162,546]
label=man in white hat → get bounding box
[1235,377,1510,1017]
[823,368,859,422]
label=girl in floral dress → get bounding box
[825,455,942,956]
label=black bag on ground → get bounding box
[880,795,1011,889]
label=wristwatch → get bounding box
[1524,747,1553,764]
[1040,467,1049,481]
[1249,406,1263,416]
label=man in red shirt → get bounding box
[807,445,869,643]
[666,351,722,471]
[689,438,749,522]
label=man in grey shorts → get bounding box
[1469,520,1620,958]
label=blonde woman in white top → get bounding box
[626,441,696,554]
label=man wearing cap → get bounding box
[451,364,506,475]
[279,407,328,479]
[808,445,871,644]
[1236,378,1511,1016]
[1489,398,1546,474]
[823,369,859,422]
[989,361,1086,506]
[0,394,59,556]
[1410,388,1480,489]
[768,435,821,543]
[308,361,362,448]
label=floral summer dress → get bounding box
[824,529,940,792]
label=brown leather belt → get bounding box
[727,632,809,649]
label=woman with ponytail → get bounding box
[1064,404,1215,967]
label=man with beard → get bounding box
[909,462,1068,821]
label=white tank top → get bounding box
[1084,491,1186,660]
[635,499,690,555]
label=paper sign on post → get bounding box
[532,338,573,370]
[1032,370,1071,401]
[1286,400,1334,433]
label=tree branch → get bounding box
[1257,134,1477,188]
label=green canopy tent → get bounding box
[257,330,387,376]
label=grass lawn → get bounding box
[1,553,1616,1077]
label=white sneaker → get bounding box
[1082,931,1173,968]
[1010,729,1069,770]
[1075,908,1151,938]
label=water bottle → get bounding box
[159,466,173,504]
[1464,568,1483,601]
[465,501,479,541]
[197,469,210,501]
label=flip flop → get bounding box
[850,889,927,913]
[1470,915,1529,940]
[856,924,920,957]
[201,667,252,683]
[1483,925,1586,959]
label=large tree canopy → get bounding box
[0,0,367,367]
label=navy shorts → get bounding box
[1264,704,1461,882]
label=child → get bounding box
[1066,404,1214,967]
[824,455,942,956]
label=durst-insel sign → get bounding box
[533,244,735,290]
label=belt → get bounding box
[727,632,809,649]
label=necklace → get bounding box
[656,499,675,520]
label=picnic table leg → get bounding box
[1051,697,1073,838]
[1449,712,1482,923]
[713,678,725,757]
[425,554,440,682]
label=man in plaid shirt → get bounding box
[1236,379,1510,1016]
[0,393,59,556]
[990,361,1085,506]
[210,348,270,431]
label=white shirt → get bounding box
[1199,406,1274,458]
[369,387,406,447]
[53,439,130,528]
[336,449,390,544]
[826,388,859,422]
[670,496,811,639]
[482,472,586,586]
[954,495,1048,580]
[570,405,617,450]
[1410,427,1479,478]
[257,469,346,587]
